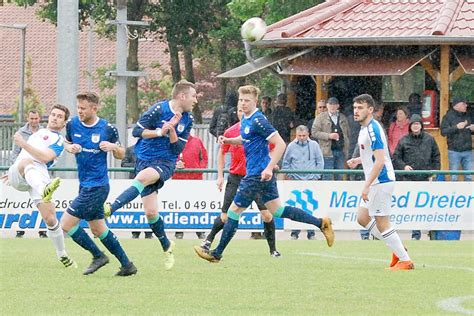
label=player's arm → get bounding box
[13,132,56,163]
[361,149,385,200]
[266,132,286,172]
[219,135,243,145]
[101,123,125,159]
[216,146,226,191]
[169,118,192,155]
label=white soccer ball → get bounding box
[241,17,267,42]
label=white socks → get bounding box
[381,228,410,262]
[47,220,67,258]
[364,219,382,240]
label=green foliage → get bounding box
[1,239,472,314]
[452,75,474,101]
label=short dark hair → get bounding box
[277,93,287,105]
[77,92,99,105]
[172,80,196,99]
[51,104,70,121]
[353,94,375,108]
[262,96,272,104]
[28,109,40,116]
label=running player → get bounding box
[347,94,413,270]
[200,104,281,257]
[194,85,334,263]
[104,80,196,270]
[61,92,137,276]
[4,104,76,268]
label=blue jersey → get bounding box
[134,100,193,161]
[66,117,120,187]
[240,109,277,176]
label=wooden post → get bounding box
[439,45,450,171]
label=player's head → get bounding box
[238,85,260,115]
[48,104,70,131]
[26,109,41,129]
[76,92,99,124]
[353,94,375,125]
[295,125,309,144]
[172,80,197,112]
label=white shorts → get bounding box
[8,161,50,202]
[359,181,394,217]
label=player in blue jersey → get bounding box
[347,94,413,270]
[104,80,197,270]
[60,92,137,277]
[194,85,334,263]
[3,104,76,268]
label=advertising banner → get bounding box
[1,180,472,233]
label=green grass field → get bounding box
[1,238,473,315]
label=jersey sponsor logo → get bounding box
[361,144,365,150]
[177,123,185,133]
[74,133,82,138]
[91,134,100,143]
[244,126,250,134]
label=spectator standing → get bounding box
[260,96,273,122]
[282,125,324,240]
[441,97,473,181]
[312,97,349,180]
[307,100,327,139]
[11,109,45,238]
[388,106,410,156]
[272,93,295,144]
[393,114,440,240]
[172,131,208,239]
[209,91,239,139]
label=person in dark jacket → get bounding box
[440,97,473,181]
[272,93,295,143]
[209,91,239,138]
[393,114,441,240]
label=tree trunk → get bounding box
[127,36,140,122]
[183,42,195,83]
[168,37,181,84]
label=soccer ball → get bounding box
[241,17,267,42]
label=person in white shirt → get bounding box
[347,94,413,271]
[2,104,76,268]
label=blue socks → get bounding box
[149,215,170,251]
[111,179,145,213]
[274,206,322,229]
[213,211,240,258]
[68,225,103,258]
[99,228,130,267]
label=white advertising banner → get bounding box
[0,180,472,232]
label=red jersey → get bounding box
[222,122,246,176]
[172,135,208,180]
[221,122,274,176]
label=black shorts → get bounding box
[221,173,266,213]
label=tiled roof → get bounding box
[265,0,474,40]
[0,3,170,114]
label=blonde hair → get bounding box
[172,80,196,99]
[238,85,260,99]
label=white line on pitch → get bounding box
[437,296,474,315]
[299,252,474,272]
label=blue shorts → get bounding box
[233,175,279,209]
[67,185,110,221]
[135,158,175,197]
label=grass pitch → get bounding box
[1,238,473,315]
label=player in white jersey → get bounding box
[347,94,413,270]
[2,104,76,268]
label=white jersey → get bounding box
[16,128,65,169]
[358,118,395,184]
